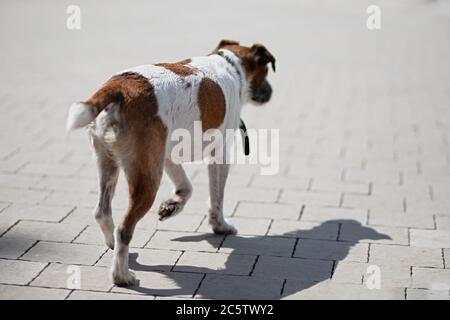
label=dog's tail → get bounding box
[66,81,124,131]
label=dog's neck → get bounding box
[216,49,246,103]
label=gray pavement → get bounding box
[0,0,450,299]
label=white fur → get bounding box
[66,102,93,131]
[111,227,135,286]
[119,49,247,161]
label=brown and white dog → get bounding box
[66,40,276,286]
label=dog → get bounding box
[66,40,276,286]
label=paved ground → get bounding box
[1,0,450,300]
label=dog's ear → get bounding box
[213,39,240,52]
[249,44,276,72]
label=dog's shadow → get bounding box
[125,219,390,299]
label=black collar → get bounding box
[217,51,249,156]
[217,50,243,96]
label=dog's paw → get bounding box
[158,200,183,221]
[112,269,137,287]
[212,219,237,235]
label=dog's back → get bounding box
[67,55,242,135]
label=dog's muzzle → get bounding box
[251,80,272,104]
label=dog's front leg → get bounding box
[208,162,237,234]
[158,158,192,221]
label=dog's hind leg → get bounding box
[111,123,166,286]
[92,136,119,250]
[112,155,164,286]
[158,159,192,221]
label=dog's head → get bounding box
[213,40,276,105]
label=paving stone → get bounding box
[96,248,181,272]
[149,214,205,232]
[41,191,99,208]
[334,262,412,288]
[294,239,369,263]
[410,229,450,248]
[0,159,29,174]
[344,169,400,184]
[343,194,404,212]
[268,220,339,240]
[0,237,36,259]
[225,187,279,203]
[412,267,450,291]
[251,175,310,191]
[339,223,408,245]
[112,271,203,298]
[369,211,435,229]
[33,176,96,192]
[282,280,405,300]
[406,288,449,300]
[0,174,42,189]
[192,170,252,187]
[174,251,256,275]
[234,202,300,220]
[0,259,47,285]
[154,295,201,300]
[0,202,11,213]
[445,249,450,269]
[31,263,113,292]
[279,191,341,207]
[0,284,70,300]
[60,207,95,225]
[331,262,365,285]
[180,198,237,216]
[73,225,152,248]
[21,242,106,265]
[4,221,85,242]
[146,231,223,253]
[196,275,283,299]
[436,215,450,230]
[1,0,450,300]
[0,187,49,204]
[288,167,343,181]
[0,219,18,236]
[68,290,154,300]
[253,256,333,281]
[369,244,443,268]
[0,204,74,222]
[219,235,296,257]
[406,197,450,214]
[311,179,369,194]
[301,206,368,224]
[197,217,271,235]
[18,163,82,176]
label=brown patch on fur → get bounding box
[156,63,196,76]
[198,78,226,132]
[219,45,266,81]
[87,71,167,245]
[213,40,240,52]
[84,72,153,118]
[216,43,275,95]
